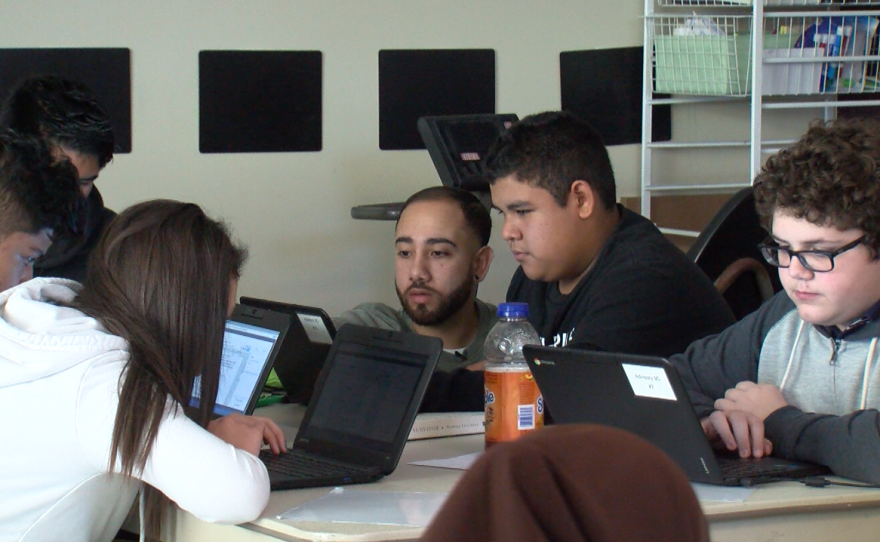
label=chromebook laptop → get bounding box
[239,296,336,404]
[259,324,442,490]
[190,304,292,417]
[523,345,829,486]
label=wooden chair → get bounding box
[687,187,781,320]
[714,257,775,307]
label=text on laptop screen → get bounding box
[190,320,281,416]
[304,342,424,453]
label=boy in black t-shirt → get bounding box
[421,112,735,412]
[486,112,734,355]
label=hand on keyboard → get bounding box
[701,410,773,459]
[208,413,287,456]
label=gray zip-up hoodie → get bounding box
[671,290,880,484]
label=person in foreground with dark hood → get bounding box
[420,424,709,542]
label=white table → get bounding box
[152,404,880,542]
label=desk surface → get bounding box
[161,404,880,542]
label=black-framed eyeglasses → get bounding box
[758,235,866,273]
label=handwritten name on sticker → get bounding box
[296,313,333,344]
[621,364,676,401]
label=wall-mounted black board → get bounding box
[378,49,496,150]
[199,50,323,153]
[560,47,670,146]
[0,48,132,153]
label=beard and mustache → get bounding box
[396,275,476,326]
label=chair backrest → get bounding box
[714,256,775,305]
[687,187,782,320]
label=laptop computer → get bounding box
[239,296,336,404]
[190,304,292,417]
[522,346,830,486]
[258,323,442,490]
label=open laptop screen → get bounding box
[302,341,425,453]
[237,297,336,404]
[191,319,282,416]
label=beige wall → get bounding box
[1,0,646,314]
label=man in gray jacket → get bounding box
[672,118,880,484]
[336,186,497,373]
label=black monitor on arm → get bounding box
[417,113,518,209]
[349,113,518,220]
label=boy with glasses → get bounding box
[672,118,880,483]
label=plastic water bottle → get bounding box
[483,302,543,446]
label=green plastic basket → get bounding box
[654,34,753,95]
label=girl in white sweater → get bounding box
[0,200,285,542]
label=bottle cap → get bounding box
[497,302,529,318]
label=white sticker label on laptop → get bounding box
[296,313,333,344]
[621,364,677,401]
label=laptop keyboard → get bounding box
[259,449,376,478]
[718,457,805,480]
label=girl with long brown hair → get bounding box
[0,200,285,542]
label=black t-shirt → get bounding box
[34,187,116,283]
[508,206,734,356]
[543,284,568,334]
[421,206,736,412]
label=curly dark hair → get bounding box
[754,117,880,259]
[0,75,115,168]
[484,111,616,210]
[0,130,84,242]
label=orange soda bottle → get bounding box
[484,302,543,446]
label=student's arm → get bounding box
[701,409,773,458]
[207,413,286,455]
[715,377,880,481]
[138,405,272,523]
[764,407,880,484]
[669,323,770,458]
[669,319,764,418]
[78,361,272,524]
[670,293,791,418]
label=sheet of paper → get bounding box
[691,482,755,502]
[410,452,483,470]
[277,487,449,526]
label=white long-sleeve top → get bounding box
[0,279,271,542]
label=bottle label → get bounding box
[484,368,544,445]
